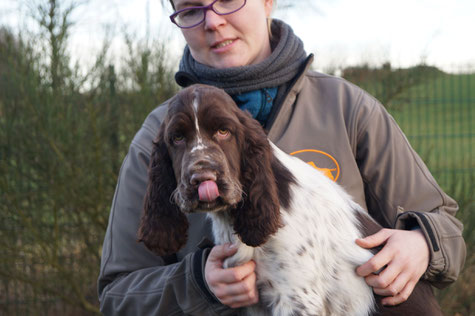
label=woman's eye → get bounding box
[180,8,200,18]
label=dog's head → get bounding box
[138,84,294,256]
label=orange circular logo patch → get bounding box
[290,149,340,181]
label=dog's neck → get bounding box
[207,211,240,245]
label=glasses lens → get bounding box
[175,8,204,28]
[173,0,246,28]
[213,0,246,14]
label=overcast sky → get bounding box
[1,0,473,72]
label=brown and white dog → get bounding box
[138,84,442,316]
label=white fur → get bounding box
[191,96,206,153]
[208,142,375,316]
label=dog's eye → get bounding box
[216,128,230,139]
[172,134,185,144]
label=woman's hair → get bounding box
[167,0,175,10]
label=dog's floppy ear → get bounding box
[137,125,189,256]
[231,111,282,247]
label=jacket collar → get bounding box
[267,54,315,142]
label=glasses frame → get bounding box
[170,0,247,29]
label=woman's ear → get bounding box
[264,0,274,17]
[230,111,282,247]
[137,126,189,256]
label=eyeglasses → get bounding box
[170,0,247,29]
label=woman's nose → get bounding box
[204,9,227,30]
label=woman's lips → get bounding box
[214,39,233,48]
[211,39,237,52]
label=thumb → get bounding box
[356,229,392,249]
[208,243,238,263]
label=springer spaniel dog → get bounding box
[138,84,442,316]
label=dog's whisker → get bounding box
[170,186,183,207]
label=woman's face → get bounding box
[172,0,274,69]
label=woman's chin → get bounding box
[207,56,247,69]
[205,50,269,69]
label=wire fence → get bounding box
[385,67,475,316]
[391,70,473,197]
[343,65,474,195]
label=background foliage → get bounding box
[0,1,473,315]
[0,1,177,314]
[343,64,475,316]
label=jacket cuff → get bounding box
[395,210,446,286]
[192,247,221,304]
[192,247,241,316]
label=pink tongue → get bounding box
[198,180,220,202]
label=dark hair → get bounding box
[167,0,175,10]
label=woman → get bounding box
[98,0,466,314]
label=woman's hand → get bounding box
[205,244,259,308]
[356,228,430,306]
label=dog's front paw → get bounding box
[223,244,255,269]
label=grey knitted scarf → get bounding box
[175,19,307,95]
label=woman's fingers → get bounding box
[364,260,401,290]
[356,228,430,306]
[205,244,259,308]
[356,245,394,277]
[216,272,259,308]
[355,228,392,249]
[372,271,410,297]
[381,280,417,306]
[208,243,239,264]
[211,260,256,285]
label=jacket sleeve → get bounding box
[353,92,466,289]
[97,120,235,315]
